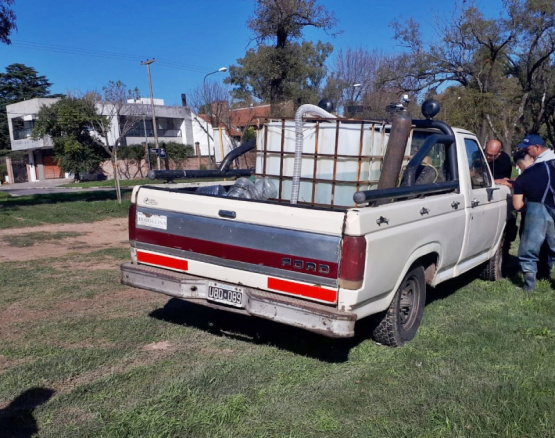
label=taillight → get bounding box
[339,236,366,290]
[128,203,137,241]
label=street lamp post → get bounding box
[203,67,227,167]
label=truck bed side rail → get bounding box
[353,180,459,204]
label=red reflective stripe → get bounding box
[137,251,188,271]
[267,277,337,303]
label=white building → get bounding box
[5,97,234,182]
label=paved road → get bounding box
[0,178,116,196]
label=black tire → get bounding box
[372,265,426,347]
[479,237,503,281]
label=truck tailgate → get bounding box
[128,185,347,305]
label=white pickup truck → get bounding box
[121,100,510,346]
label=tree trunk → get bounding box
[112,152,122,204]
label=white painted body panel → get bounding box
[133,184,347,236]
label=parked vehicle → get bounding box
[121,100,510,346]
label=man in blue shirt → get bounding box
[512,134,555,291]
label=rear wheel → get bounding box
[372,265,426,347]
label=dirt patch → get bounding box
[0,355,29,373]
[142,341,173,351]
[0,288,166,332]
[0,217,129,262]
[50,342,181,396]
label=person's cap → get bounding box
[517,134,545,149]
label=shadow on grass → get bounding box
[0,189,132,208]
[0,387,55,438]
[150,298,374,363]
[150,262,525,361]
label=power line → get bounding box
[11,40,216,74]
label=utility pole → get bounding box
[141,59,160,170]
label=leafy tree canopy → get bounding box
[248,0,337,48]
[0,63,52,102]
[381,0,555,149]
[0,0,16,45]
[227,40,332,110]
[32,97,108,179]
[227,0,337,109]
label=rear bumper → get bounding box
[121,262,356,338]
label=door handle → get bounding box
[420,207,429,215]
[451,201,460,210]
[486,187,499,202]
[471,199,480,208]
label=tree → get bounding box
[0,0,16,45]
[324,48,402,118]
[84,80,141,203]
[506,0,555,143]
[32,97,108,180]
[382,0,555,150]
[226,0,337,111]
[227,40,332,112]
[0,63,55,149]
[189,80,232,130]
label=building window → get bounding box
[11,117,35,140]
[123,117,182,137]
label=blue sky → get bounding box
[1,0,504,107]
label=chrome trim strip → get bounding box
[136,207,341,263]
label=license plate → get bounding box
[207,282,244,308]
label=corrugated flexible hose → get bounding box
[292,104,336,204]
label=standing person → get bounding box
[484,139,513,185]
[513,148,535,172]
[512,134,555,292]
[518,133,555,164]
[486,140,516,257]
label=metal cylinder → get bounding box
[377,110,412,191]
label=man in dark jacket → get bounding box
[485,139,512,185]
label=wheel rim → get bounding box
[398,275,420,330]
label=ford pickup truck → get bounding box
[121,99,510,346]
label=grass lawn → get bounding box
[0,194,554,437]
[0,191,131,229]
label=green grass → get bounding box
[0,198,554,437]
[0,191,131,229]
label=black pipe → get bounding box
[411,119,454,136]
[147,168,252,180]
[353,181,459,204]
[411,119,458,182]
[148,140,256,181]
[403,134,455,187]
[218,139,256,172]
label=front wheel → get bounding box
[372,265,426,347]
[479,237,504,281]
